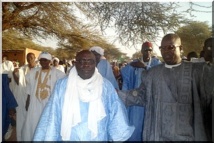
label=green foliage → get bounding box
[2,30,55,54]
[3,2,212,60]
[175,21,212,56]
[76,2,190,48]
[2,2,125,60]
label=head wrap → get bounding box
[89,46,104,56]
[142,41,153,50]
[53,57,60,63]
[38,52,52,60]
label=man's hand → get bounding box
[13,68,20,85]
[13,68,19,73]
[130,60,146,69]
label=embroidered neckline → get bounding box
[36,69,51,100]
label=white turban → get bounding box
[53,57,60,63]
[89,46,104,56]
[38,52,52,60]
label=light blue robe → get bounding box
[121,57,161,141]
[97,59,119,89]
[33,76,134,141]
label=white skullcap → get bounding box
[89,46,104,56]
[53,57,60,62]
[38,52,52,60]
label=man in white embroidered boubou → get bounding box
[22,52,65,141]
[33,50,134,141]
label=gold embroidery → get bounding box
[40,89,49,100]
[36,69,51,100]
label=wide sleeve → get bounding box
[121,64,136,91]
[2,74,18,109]
[118,82,147,107]
[98,60,119,89]
[25,68,38,96]
[33,78,67,141]
[105,81,134,141]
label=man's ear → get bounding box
[180,46,184,54]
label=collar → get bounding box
[164,63,181,69]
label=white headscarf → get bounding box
[89,46,104,56]
[61,66,106,140]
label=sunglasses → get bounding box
[76,59,95,65]
[159,45,181,51]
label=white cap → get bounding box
[89,46,104,56]
[38,52,52,60]
[53,57,60,62]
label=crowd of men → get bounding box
[1,33,213,141]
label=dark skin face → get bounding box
[160,36,182,65]
[39,58,51,69]
[2,55,8,62]
[53,60,59,66]
[75,50,96,79]
[204,39,213,62]
[141,47,152,62]
[27,53,36,68]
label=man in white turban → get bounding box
[52,57,65,73]
[22,52,65,141]
[89,46,119,89]
[33,50,134,141]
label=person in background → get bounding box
[12,61,19,68]
[33,50,134,141]
[2,55,15,91]
[120,41,161,141]
[198,50,205,62]
[112,61,120,78]
[2,74,18,141]
[52,57,65,73]
[2,55,14,74]
[200,37,214,140]
[12,52,40,141]
[89,46,119,90]
[22,52,65,141]
[118,33,212,141]
[187,51,198,62]
[65,59,75,75]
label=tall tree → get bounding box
[175,21,212,56]
[2,2,125,59]
[76,2,190,47]
[3,2,211,57]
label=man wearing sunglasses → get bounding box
[118,33,212,141]
[120,41,161,141]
